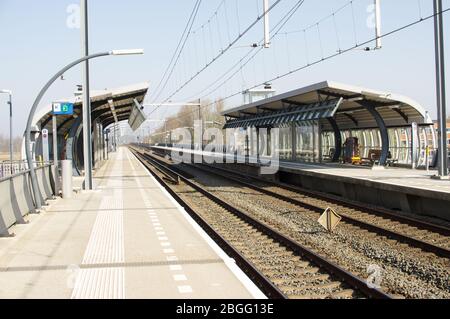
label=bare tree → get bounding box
[149,99,226,144]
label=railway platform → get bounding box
[149,145,450,222]
[0,147,263,299]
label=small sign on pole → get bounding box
[53,102,74,115]
[318,207,342,232]
[42,129,49,163]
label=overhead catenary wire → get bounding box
[182,0,306,102]
[170,5,450,127]
[152,0,234,115]
[417,0,423,20]
[149,0,202,103]
[223,1,232,43]
[351,0,358,45]
[235,0,241,35]
[198,0,366,99]
[192,0,226,34]
[198,0,306,99]
[161,0,306,127]
[333,12,341,52]
[150,0,283,114]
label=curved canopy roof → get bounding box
[34,82,149,135]
[222,81,432,130]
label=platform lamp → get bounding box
[0,90,12,163]
[25,49,144,211]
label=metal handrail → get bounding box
[0,160,51,179]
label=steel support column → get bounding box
[291,123,297,161]
[66,116,83,176]
[317,122,323,162]
[327,118,342,162]
[256,128,260,163]
[433,0,448,177]
[81,0,93,189]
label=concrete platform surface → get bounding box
[279,161,450,197]
[0,147,263,299]
[152,146,450,198]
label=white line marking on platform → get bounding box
[158,236,169,241]
[170,265,183,271]
[177,285,193,294]
[173,274,187,281]
[166,256,179,262]
[134,153,266,299]
[163,248,175,254]
[161,242,171,247]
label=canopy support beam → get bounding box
[327,118,342,162]
[358,101,390,166]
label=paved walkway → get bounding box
[0,147,262,299]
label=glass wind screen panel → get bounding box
[395,127,411,164]
[321,131,336,162]
[295,122,319,162]
[249,127,258,157]
[416,126,436,168]
[278,126,293,160]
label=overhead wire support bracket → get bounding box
[374,0,382,49]
[264,0,271,48]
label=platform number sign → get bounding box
[53,102,74,115]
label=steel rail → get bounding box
[130,147,286,299]
[182,162,450,259]
[132,147,391,299]
[144,145,450,236]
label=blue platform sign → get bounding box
[53,102,74,115]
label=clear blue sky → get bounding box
[0,0,449,136]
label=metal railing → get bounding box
[0,160,51,179]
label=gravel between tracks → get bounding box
[177,163,450,299]
[175,184,362,299]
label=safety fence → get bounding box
[0,164,55,235]
[0,161,51,179]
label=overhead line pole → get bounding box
[433,0,448,178]
[24,48,143,210]
[81,0,93,190]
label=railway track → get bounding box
[130,147,390,299]
[143,145,450,259]
[188,163,450,259]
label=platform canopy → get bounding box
[34,82,149,135]
[28,82,149,175]
[222,81,432,130]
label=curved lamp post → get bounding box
[25,49,144,210]
[0,90,12,163]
